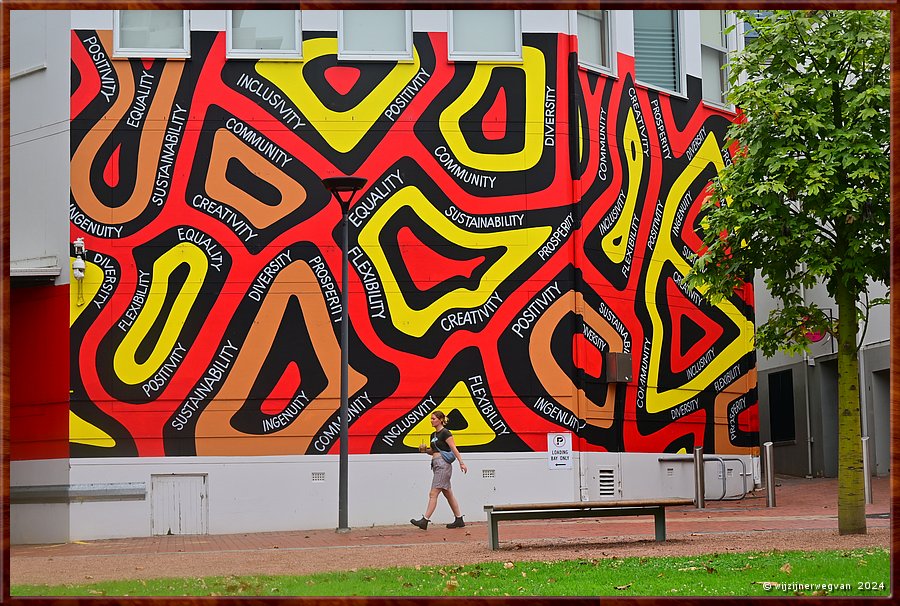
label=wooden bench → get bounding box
[483,498,695,550]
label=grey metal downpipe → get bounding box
[693,447,705,509]
[763,441,776,507]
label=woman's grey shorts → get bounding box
[430,456,452,489]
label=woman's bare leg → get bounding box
[442,488,462,517]
[424,488,441,519]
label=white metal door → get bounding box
[151,474,208,535]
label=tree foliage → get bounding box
[687,9,890,357]
[686,10,889,536]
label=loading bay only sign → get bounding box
[548,432,572,469]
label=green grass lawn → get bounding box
[12,548,890,597]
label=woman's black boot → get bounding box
[410,517,429,530]
[446,516,465,529]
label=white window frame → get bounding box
[700,10,733,107]
[448,10,522,63]
[113,10,190,59]
[632,9,686,96]
[338,10,413,61]
[574,9,616,76]
[226,10,302,60]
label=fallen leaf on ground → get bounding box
[615,584,632,591]
[780,563,792,574]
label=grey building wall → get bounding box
[755,271,890,478]
[10,10,72,284]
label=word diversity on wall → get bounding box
[69,30,758,458]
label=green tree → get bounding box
[687,10,889,535]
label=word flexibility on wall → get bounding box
[67,28,758,459]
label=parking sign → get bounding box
[547,432,572,469]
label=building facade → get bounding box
[10,9,758,543]
[754,278,890,479]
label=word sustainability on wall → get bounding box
[69,30,758,458]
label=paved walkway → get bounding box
[9,475,892,586]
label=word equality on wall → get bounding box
[67,29,758,459]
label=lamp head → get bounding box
[322,176,368,194]
[322,176,368,214]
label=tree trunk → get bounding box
[835,279,866,534]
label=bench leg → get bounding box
[653,508,666,542]
[487,514,500,550]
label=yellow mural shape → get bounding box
[70,410,116,448]
[642,132,755,413]
[602,109,643,264]
[113,243,208,385]
[256,38,422,153]
[359,186,552,337]
[403,382,497,448]
[70,260,105,326]
[440,46,546,173]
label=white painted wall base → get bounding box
[11,452,755,543]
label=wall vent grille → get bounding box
[311,472,326,483]
[482,469,495,479]
[666,467,675,477]
[598,468,616,497]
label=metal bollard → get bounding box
[763,441,776,507]
[862,437,873,504]
[693,446,705,509]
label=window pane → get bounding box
[453,10,516,54]
[231,10,296,51]
[701,46,726,103]
[700,10,725,48]
[633,10,679,91]
[343,11,407,54]
[120,10,184,50]
[768,370,796,443]
[577,10,608,68]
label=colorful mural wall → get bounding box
[68,29,758,459]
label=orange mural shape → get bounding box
[71,30,185,225]
[205,128,307,230]
[530,292,621,429]
[194,261,365,456]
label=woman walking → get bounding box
[411,410,468,529]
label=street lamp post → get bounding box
[321,176,367,533]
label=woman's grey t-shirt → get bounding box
[431,428,452,452]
